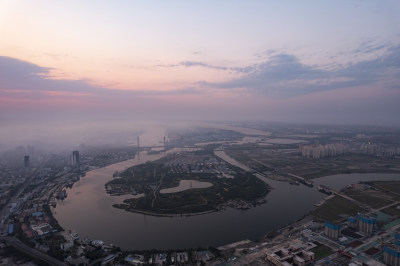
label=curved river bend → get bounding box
[54,152,400,250]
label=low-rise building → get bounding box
[60,241,74,251]
[266,240,315,266]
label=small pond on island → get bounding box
[160,180,213,194]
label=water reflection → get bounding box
[54,151,400,250]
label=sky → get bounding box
[1,0,400,130]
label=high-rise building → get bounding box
[137,136,140,158]
[24,155,30,168]
[72,151,80,166]
[324,222,340,239]
[384,244,400,266]
[395,232,400,247]
[357,214,376,235]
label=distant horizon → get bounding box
[1,1,400,134]
[1,119,399,154]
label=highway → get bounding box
[1,236,67,266]
[0,159,69,265]
[214,149,271,185]
[0,158,50,223]
[0,168,38,219]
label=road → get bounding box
[317,185,372,211]
[1,236,67,266]
[214,149,270,185]
[0,158,50,223]
[151,175,164,208]
[0,168,38,218]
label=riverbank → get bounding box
[53,148,400,250]
[113,194,268,218]
[113,207,218,218]
[106,150,270,217]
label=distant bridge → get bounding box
[140,145,203,151]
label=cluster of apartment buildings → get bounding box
[359,143,400,157]
[263,207,400,266]
[299,143,350,159]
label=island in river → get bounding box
[105,149,270,216]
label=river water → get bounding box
[53,146,400,250]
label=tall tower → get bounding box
[324,221,340,240]
[164,136,166,155]
[137,136,140,158]
[357,214,376,235]
[24,155,30,168]
[72,151,80,166]
[384,244,400,266]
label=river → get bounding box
[53,148,400,250]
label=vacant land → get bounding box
[226,144,400,181]
[311,196,364,222]
[382,205,400,216]
[313,181,400,223]
[311,244,334,260]
[342,187,394,209]
[368,181,400,201]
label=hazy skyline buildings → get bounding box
[24,155,30,168]
[72,150,80,166]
